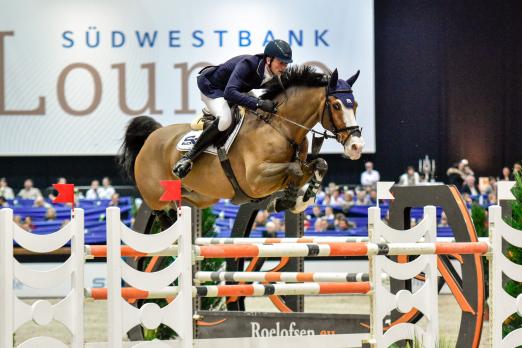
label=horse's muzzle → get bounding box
[345,138,364,160]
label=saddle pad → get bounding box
[176,114,245,155]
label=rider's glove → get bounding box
[256,99,277,113]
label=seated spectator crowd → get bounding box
[3,158,519,241]
[212,158,517,239]
[0,177,132,244]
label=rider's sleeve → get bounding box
[224,59,259,110]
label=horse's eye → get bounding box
[333,103,341,111]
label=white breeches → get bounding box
[200,93,232,131]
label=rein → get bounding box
[253,85,362,148]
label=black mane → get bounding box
[261,65,328,100]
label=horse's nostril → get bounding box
[351,144,359,151]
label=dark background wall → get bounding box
[1,0,521,190]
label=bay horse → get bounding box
[119,66,364,217]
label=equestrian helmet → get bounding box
[264,39,293,63]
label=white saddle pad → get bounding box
[176,115,245,155]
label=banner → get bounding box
[0,0,375,155]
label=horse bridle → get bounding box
[254,83,362,148]
[320,86,362,146]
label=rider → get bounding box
[172,39,293,178]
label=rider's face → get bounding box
[267,57,288,76]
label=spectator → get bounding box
[321,193,332,206]
[500,166,511,181]
[33,196,51,208]
[460,159,475,178]
[354,189,370,205]
[513,162,522,178]
[309,205,323,219]
[334,213,354,228]
[438,212,449,227]
[0,196,8,207]
[0,177,15,199]
[86,180,102,199]
[13,215,22,227]
[446,162,466,190]
[45,207,57,221]
[252,210,269,229]
[99,177,116,199]
[47,177,67,200]
[324,206,335,220]
[17,179,43,200]
[368,189,378,205]
[330,189,345,205]
[361,162,380,188]
[326,182,338,195]
[270,218,284,232]
[22,216,34,232]
[263,221,278,238]
[109,193,120,207]
[478,177,494,195]
[488,192,497,205]
[461,175,479,196]
[74,187,84,203]
[461,192,473,204]
[342,191,355,212]
[489,176,497,192]
[338,217,356,231]
[398,166,420,186]
[313,217,329,232]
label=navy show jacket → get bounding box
[197,54,267,110]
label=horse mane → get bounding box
[260,65,328,100]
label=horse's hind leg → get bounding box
[266,161,306,213]
[267,184,300,213]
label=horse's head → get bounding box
[321,69,364,160]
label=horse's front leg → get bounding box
[289,157,328,213]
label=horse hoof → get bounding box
[267,199,277,213]
[289,184,315,214]
[290,195,315,214]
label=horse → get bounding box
[118,66,364,219]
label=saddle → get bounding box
[178,106,244,156]
[181,106,259,204]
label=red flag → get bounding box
[53,184,75,207]
[159,180,182,206]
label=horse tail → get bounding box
[118,115,162,182]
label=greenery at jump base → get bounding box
[503,172,522,339]
[144,207,224,340]
[471,172,522,341]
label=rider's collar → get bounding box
[261,64,274,86]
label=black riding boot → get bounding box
[172,119,223,178]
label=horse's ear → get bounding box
[329,69,339,89]
[347,70,360,86]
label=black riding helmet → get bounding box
[264,39,293,64]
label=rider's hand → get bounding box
[256,99,277,113]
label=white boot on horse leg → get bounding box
[290,158,328,213]
[289,183,316,213]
